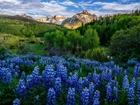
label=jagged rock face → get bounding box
[62,18,83,29]
[62,10,97,29]
[35,17,49,23]
[35,10,97,29]
[22,14,34,20]
[35,15,66,25]
[50,15,66,25]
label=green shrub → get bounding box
[110,24,140,62]
[0,47,6,54]
[85,47,110,61]
[29,35,36,43]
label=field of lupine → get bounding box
[0,53,140,105]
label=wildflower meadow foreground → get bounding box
[0,53,140,105]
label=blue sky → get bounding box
[0,0,139,18]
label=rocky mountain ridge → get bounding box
[0,10,97,29]
[0,14,36,22]
[35,10,97,29]
[62,10,97,29]
[35,15,66,25]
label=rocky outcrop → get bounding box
[35,17,49,23]
[35,15,66,25]
[49,15,66,25]
[35,10,97,29]
[0,14,36,22]
[62,10,97,29]
[22,14,34,20]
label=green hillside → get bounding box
[76,12,140,62]
[0,17,67,55]
[0,17,66,37]
[77,14,140,46]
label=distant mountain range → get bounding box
[35,10,97,29]
[0,10,97,29]
[0,14,36,22]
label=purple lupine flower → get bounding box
[113,86,118,102]
[80,87,90,105]
[26,66,42,89]
[72,72,78,87]
[109,79,116,88]
[130,77,136,89]
[101,71,106,82]
[5,72,12,84]
[20,71,26,79]
[67,88,75,105]
[56,64,67,83]
[0,68,12,84]
[122,75,129,90]
[67,73,73,88]
[54,77,62,96]
[76,78,83,94]
[47,88,56,105]
[89,82,95,104]
[42,65,55,89]
[31,66,41,87]
[93,99,100,105]
[133,69,137,78]
[113,65,122,76]
[67,72,78,88]
[106,84,112,102]
[138,96,140,105]
[87,72,92,82]
[93,90,100,105]
[16,79,27,97]
[93,72,100,86]
[124,69,127,76]
[26,75,33,89]
[15,65,20,73]
[105,69,112,81]
[128,87,134,104]
[137,80,140,96]
[83,77,89,87]
[13,98,20,105]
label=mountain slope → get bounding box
[0,14,36,22]
[0,17,66,37]
[77,13,140,45]
[35,15,66,25]
[62,10,97,29]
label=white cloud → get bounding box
[78,1,140,16]
[0,0,77,17]
[0,0,139,18]
[102,2,140,11]
[60,0,79,8]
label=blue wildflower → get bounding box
[42,65,55,89]
[93,90,100,105]
[16,79,27,97]
[106,84,112,102]
[67,88,75,105]
[13,98,20,105]
[122,75,129,90]
[54,77,62,96]
[113,86,118,102]
[80,87,90,105]
[130,77,136,89]
[128,87,134,104]
[46,88,56,105]
[89,82,95,104]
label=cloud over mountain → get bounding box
[0,0,139,17]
